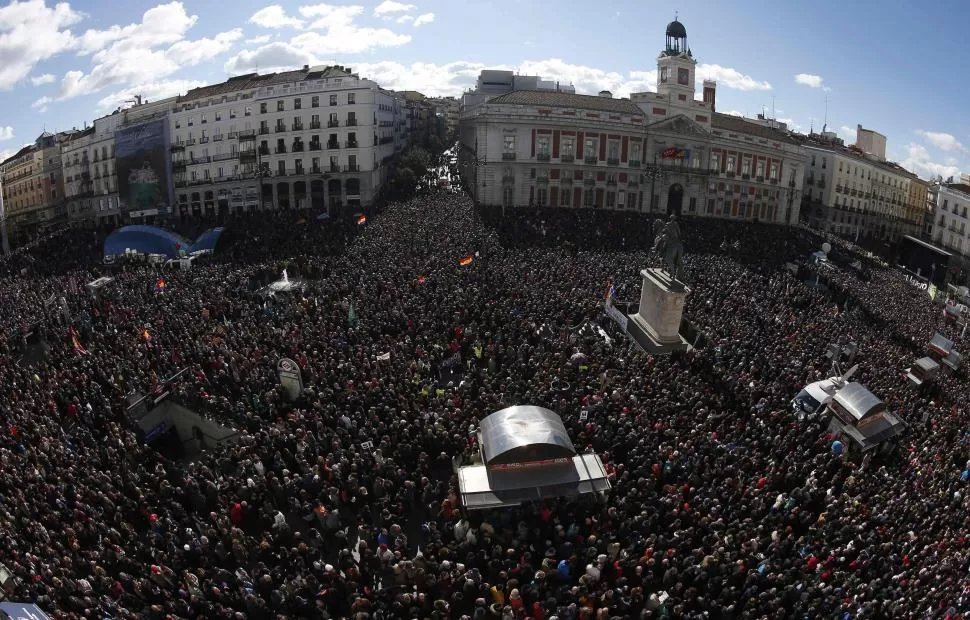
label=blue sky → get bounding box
[0,0,967,179]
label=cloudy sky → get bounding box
[0,0,967,179]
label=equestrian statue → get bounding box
[653,214,685,281]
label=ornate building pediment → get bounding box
[648,114,710,138]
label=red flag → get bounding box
[417,276,427,284]
[458,256,473,267]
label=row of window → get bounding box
[178,154,367,182]
[940,198,970,219]
[810,154,908,189]
[176,93,361,128]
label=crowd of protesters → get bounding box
[0,194,965,619]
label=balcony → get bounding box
[327,142,339,150]
[345,141,359,149]
[200,137,209,144]
[725,171,735,178]
[184,139,197,146]
[309,142,322,151]
[560,177,573,186]
[259,146,270,156]
[213,134,224,142]
[756,176,765,183]
[294,168,306,176]
[536,153,550,162]
[170,143,185,152]
[329,165,341,173]
[292,143,305,152]
[310,121,321,130]
[344,164,360,173]
[502,174,515,184]
[805,177,815,186]
[583,178,595,186]
[607,157,620,166]
[584,156,598,165]
[836,185,843,193]
[379,136,394,145]
[238,149,257,161]
[275,125,287,134]
[292,123,304,132]
[346,118,357,126]
[190,156,211,165]
[769,178,778,185]
[328,120,339,128]
[536,175,549,184]
[628,159,641,168]
[818,180,826,188]
[172,160,187,170]
[742,173,751,180]
[561,154,575,163]
[259,127,270,135]
[275,146,287,154]
[502,152,516,161]
[311,166,322,174]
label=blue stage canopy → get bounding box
[103,225,224,259]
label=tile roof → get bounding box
[711,113,798,145]
[485,90,643,115]
[180,66,359,103]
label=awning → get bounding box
[458,454,610,510]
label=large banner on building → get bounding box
[115,119,170,216]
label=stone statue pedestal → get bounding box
[626,268,690,354]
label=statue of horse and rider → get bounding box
[653,213,685,280]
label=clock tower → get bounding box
[656,17,696,103]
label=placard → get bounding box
[277,357,303,402]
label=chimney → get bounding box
[345,67,352,74]
[303,64,309,71]
[598,90,613,98]
[703,79,716,112]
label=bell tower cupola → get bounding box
[657,16,697,102]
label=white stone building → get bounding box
[800,136,917,244]
[61,114,122,227]
[933,184,970,257]
[171,65,408,218]
[459,18,805,224]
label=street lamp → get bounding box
[643,161,665,216]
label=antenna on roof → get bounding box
[823,95,828,133]
[771,95,775,120]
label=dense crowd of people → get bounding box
[0,195,966,619]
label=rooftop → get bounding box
[179,65,361,103]
[484,90,642,115]
[712,113,798,145]
[797,134,919,179]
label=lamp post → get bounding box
[643,160,665,221]
[0,179,9,257]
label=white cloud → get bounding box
[224,41,322,74]
[374,1,415,16]
[838,125,856,143]
[29,72,55,85]
[901,142,961,180]
[38,4,241,106]
[354,60,489,95]
[226,5,411,67]
[916,130,965,153]
[245,34,271,45]
[723,110,745,117]
[30,95,51,109]
[0,126,13,141]
[249,5,304,29]
[396,14,413,23]
[412,12,434,27]
[696,64,771,91]
[0,0,83,89]
[96,78,207,111]
[795,73,823,88]
[517,59,656,98]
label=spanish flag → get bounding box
[356,214,367,225]
[417,276,427,284]
[458,256,473,267]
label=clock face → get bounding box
[678,68,690,85]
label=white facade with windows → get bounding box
[171,65,407,217]
[62,114,122,225]
[933,184,970,257]
[801,140,915,243]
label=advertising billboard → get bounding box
[115,119,171,216]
